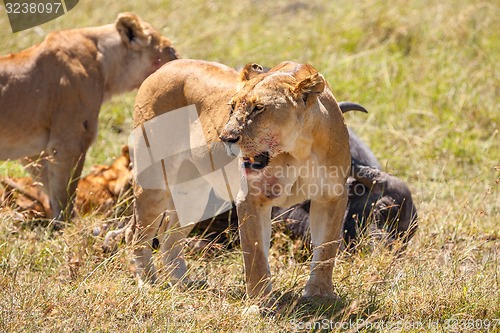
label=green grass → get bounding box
[0,0,499,331]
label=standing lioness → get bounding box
[131,59,350,307]
[0,13,178,221]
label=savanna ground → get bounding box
[0,0,498,331]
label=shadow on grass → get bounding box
[276,291,347,318]
[274,290,380,331]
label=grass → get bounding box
[0,0,499,331]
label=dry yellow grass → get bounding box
[1,0,498,331]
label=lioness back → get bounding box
[0,32,103,159]
[134,59,239,143]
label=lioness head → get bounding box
[105,13,178,95]
[220,61,325,170]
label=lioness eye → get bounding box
[254,104,265,113]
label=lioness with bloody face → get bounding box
[130,59,350,308]
[0,13,178,221]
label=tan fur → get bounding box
[131,59,350,305]
[0,13,178,221]
[75,145,132,215]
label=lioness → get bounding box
[130,59,350,307]
[0,13,178,221]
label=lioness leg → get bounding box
[46,148,86,221]
[304,194,347,297]
[44,112,97,221]
[237,200,273,299]
[157,209,195,284]
[133,188,170,286]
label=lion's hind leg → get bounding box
[157,214,195,286]
[133,188,170,287]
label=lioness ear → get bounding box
[240,63,265,81]
[116,12,149,50]
[295,72,325,103]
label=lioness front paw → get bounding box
[303,283,335,298]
